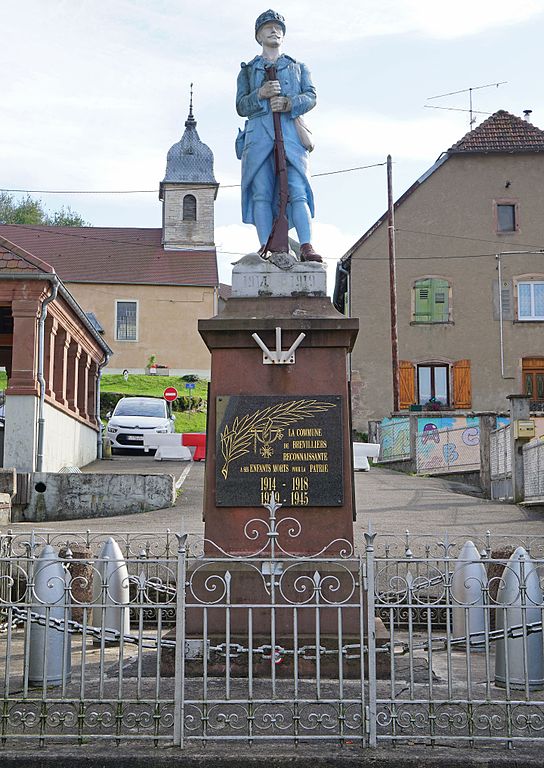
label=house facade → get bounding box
[0,236,111,472]
[0,101,219,377]
[336,111,544,432]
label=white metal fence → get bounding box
[2,519,544,750]
[490,425,512,500]
[523,438,544,504]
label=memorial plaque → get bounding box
[216,395,343,507]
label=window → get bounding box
[183,194,197,221]
[496,202,518,233]
[115,301,138,341]
[417,364,449,405]
[399,360,471,410]
[413,278,450,323]
[523,358,544,403]
[518,281,544,320]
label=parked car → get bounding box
[106,396,175,453]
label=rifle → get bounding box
[259,65,289,255]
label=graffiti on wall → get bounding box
[379,417,411,461]
[416,416,481,474]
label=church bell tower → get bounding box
[159,87,218,250]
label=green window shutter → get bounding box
[430,279,449,322]
[414,279,432,321]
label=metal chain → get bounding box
[393,619,544,655]
[4,606,177,648]
[3,607,542,658]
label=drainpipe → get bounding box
[36,277,60,471]
[496,253,506,379]
[96,351,111,459]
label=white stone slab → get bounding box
[232,252,327,298]
[154,445,192,461]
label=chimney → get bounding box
[523,109,533,122]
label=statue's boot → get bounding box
[300,243,323,263]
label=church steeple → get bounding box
[185,82,196,128]
[159,86,218,250]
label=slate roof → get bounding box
[161,106,217,186]
[448,110,544,154]
[0,225,218,287]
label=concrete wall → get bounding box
[42,400,98,471]
[67,282,215,374]
[3,395,38,472]
[3,397,98,473]
[16,471,176,522]
[349,153,544,430]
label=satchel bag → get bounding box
[295,116,314,152]
[235,123,247,160]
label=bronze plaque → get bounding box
[215,395,343,507]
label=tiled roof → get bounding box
[0,237,55,273]
[340,111,544,266]
[448,110,544,154]
[219,283,232,300]
[0,225,218,286]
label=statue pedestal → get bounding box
[198,259,359,556]
[161,263,390,679]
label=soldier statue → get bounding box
[236,9,322,262]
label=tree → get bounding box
[0,192,89,226]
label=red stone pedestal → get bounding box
[198,296,359,556]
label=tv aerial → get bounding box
[425,81,507,127]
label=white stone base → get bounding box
[232,252,327,298]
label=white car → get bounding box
[106,396,175,453]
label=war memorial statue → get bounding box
[198,9,359,556]
[236,9,322,262]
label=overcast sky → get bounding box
[2,0,543,285]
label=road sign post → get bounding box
[163,387,178,402]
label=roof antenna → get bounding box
[425,81,507,127]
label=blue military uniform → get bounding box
[236,53,316,243]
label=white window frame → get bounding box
[115,299,139,342]
[517,281,544,321]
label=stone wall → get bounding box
[14,471,176,522]
[162,185,215,248]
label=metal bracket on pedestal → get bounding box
[251,326,306,365]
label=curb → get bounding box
[2,745,544,768]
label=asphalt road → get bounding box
[7,455,544,546]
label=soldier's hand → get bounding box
[270,96,291,112]
[258,80,281,99]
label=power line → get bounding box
[0,162,388,196]
[396,226,544,249]
[0,223,339,261]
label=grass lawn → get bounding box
[101,374,208,399]
[101,374,208,434]
[0,372,207,433]
[174,411,207,433]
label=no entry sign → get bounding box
[163,387,178,402]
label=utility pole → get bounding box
[387,155,399,412]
